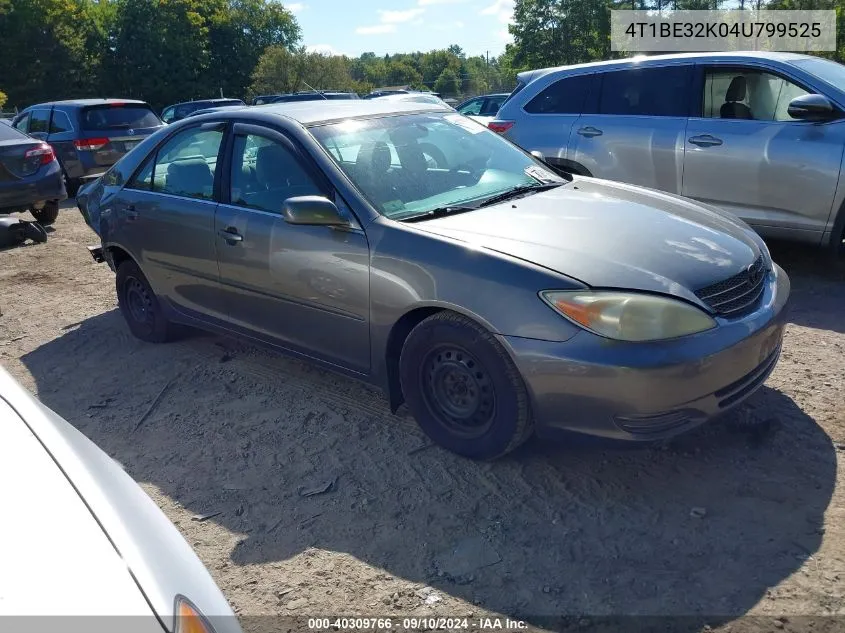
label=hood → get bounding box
[416,178,762,304]
[0,395,154,618]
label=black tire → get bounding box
[30,201,59,226]
[116,259,171,343]
[399,311,533,460]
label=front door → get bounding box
[215,123,371,372]
[568,64,692,193]
[114,121,228,320]
[682,64,845,242]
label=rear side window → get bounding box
[599,66,690,117]
[524,74,593,114]
[50,110,73,133]
[29,109,51,133]
[82,104,161,130]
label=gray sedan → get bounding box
[78,100,790,459]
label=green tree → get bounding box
[434,68,460,96]
[0,90,7,109]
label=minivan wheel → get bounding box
[30,200,59,226]
[399,311,533,460]
[116,260,171,343]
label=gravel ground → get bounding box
[1,206,844,633]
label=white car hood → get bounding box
[0,396,154,617]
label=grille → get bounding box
[694,255,767,318]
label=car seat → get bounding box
[720,76,753,119]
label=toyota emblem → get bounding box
[127,128,135,135]
[747,263,762,286]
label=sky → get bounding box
[285,0,515,59]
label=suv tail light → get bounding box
[24,143,56,166]
[488,120,514,134]
[74,137,109,151]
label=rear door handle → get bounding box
[218,227,243,244]
[688,134,723,147]
[125,205,139,221]
[577,126,603,138]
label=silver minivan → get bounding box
[492,52,845,258]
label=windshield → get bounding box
[310,112,561,220]
[82,104,161,130]
[791,57,845,92]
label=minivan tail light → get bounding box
[24,143,56,165]
[488,120,514,134]
[74,137,109,151]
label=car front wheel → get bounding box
[399,311,533,460]
[116,260,171,343]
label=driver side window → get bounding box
[702,69,810,122]
[459,98,483,116]
[230,133,322,213]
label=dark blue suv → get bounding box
[12,99,163,196]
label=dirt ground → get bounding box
[1,205,844,633]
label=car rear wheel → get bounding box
[116,260,171,343]
[30,201,59,226]
[399,311,533,460]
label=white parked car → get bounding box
[0,365,241,633]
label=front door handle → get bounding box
[577,126,603,138]
[218,227,243,244]
[688,134,723,147]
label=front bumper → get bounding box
[500,264,791,441]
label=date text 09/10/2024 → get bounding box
[307,617,528,630]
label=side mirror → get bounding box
[530,150,547,163]
[788,93,838,122]
[283,196,349,227]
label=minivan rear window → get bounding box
[82,104,161,130]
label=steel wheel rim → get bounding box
[420,344,495,438]
[125,276,153,327]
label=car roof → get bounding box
[28,98,149,108]
[168,98,243,108]
[519,51,813,83]
[248,99,451,125]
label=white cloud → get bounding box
[378,8,425,23]
[480,0,513,24]
[306,43,347,56]
[418,0,465,5]
[431,20,465,31]
[286,2,305,12]
[356,23,397,35]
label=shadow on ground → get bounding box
[21,300,836,631]
[768,240,845,334]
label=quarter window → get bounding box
[702,68,810,122]
[599,67,690,117]
[49,110,73,133]
[524,74,593,114]
[230,133,322,213]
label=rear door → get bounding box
[681,64,845,241]
[215,123,371,372]
[506,73,596,173]
[568,64,692,193]
[113,121,228,321]
[46,108,79,178]
[78,103,163,169]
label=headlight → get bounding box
[541,290,716,341]
[175,596,217,633]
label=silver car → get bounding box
[78,100,789,460]
[493,52,845,260]
[0,365,241,632]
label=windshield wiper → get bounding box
[398,205,479,223]
[475,181,565,208]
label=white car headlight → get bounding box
[541,290,717,342]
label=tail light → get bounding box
[74,137,109,151]
[488,120,514,135]
[24,143,56,166]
